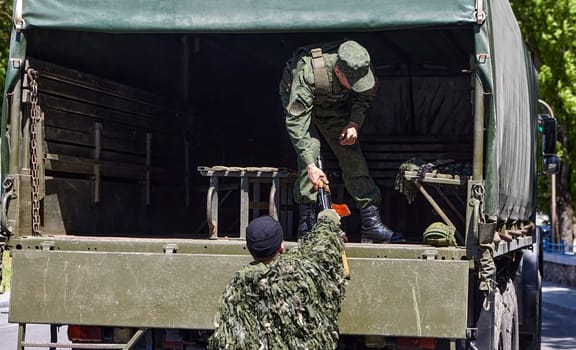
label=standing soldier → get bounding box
[279,40,403,243]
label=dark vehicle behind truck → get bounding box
[1,0,559,349]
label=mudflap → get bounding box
[474,290,496,349]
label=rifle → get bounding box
[316,155,351,279]
[316,155,351,217]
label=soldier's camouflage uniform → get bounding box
[279,50,381,209]
[208,211,347,350]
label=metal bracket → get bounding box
[1,177,17,234]
[466,327,477,336]
[476,53,490,64]
[10,58,22,69]
[475,0,486,24]
[14,0,24,32]
[163,243,178,254]
[40,241,55,251]
[424,249,438,260]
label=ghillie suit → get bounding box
[208,210,347,350]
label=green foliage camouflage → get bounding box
[0,1,11,93]
[0,1,11,292]
[509,0,576,214]
[208,214,347,350]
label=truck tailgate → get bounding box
[9,238,469,338]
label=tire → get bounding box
[517,248,542,349]
[494,280,519,350]
[516,229,542,349]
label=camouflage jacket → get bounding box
[208,211,347,350]
[283,54,374,166]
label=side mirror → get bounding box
[543,154,560,175]
[539,114,560,175]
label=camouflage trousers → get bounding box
[293,112,381,209]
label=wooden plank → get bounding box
[45,126,185,161]
[45,154,94,175]
[100,135,146,155]
[44,143,91,159]
[41,94,182,134]
[46,142,179,169]
[43,108,97,132]
[37,77,177,121]
[45,125,145,154]
[45,108,150,142]
[365,153,469,161]
[362,143,472,152]
[45,112,185,163]
[29,58,175,109]
[45,153,184,182]
[44,108,185,149]
[45,125,93,147]
[360,135,472,144]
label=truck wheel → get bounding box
[516,229,542,349]
[494,280,519,350]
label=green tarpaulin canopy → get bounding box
[19,0,477,32]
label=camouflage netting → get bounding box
[208,214,347,350]
[395,158,472,204]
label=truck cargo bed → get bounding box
[26,33,475,242]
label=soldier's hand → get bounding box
[306,163,328,191]
[339,122,358,145]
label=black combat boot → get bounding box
[360,205,404,243]
[298,203,317,238]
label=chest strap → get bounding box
[310,48,331,96]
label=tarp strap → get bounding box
[475,0,486,24]
[14,0,24,32]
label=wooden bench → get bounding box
[197,166,297,239]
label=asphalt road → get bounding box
[541,282,576,350]
[0,281,575,349]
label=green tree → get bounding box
[0,1,9,292]
[509,0,576,244]
[0,1,11,90]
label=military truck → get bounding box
[0,0,559,349]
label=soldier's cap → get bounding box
[336,40,375,93]
[246,216,283,258]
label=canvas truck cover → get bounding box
[4,0,537,223]
[17,0,477,32]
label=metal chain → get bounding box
[27,68,42,236]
